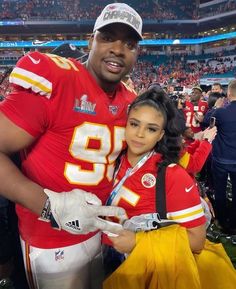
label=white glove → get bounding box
[123,213,176,232]
[44,189,126,235]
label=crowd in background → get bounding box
[1,46,236,99]
[132,56,236,93]
[0,0,235,21]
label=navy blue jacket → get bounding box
[211,101,236,164]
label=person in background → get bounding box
[180,126,217,179]
[201,92,223,129]
[197,92,225,196]
[211,82,224,96]
[210,80,236,235]
[122,74,136,93]
[183,86,208,140]
[0,3,142,289]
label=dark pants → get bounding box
[103,245,125,277]
[211,160,236,231]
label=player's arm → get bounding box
[180,141,212,174]
[0,112,47,215]
[109,221,206,254]
[108,230,136,254]
[184,126,217,173]
[0,112,127,235]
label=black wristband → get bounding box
[50,214,59,229]
[39,197,52,222]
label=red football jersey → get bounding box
[110,153,205,228]
[0,51,136,248]
[179,139,212,176]
[184,100,208,133]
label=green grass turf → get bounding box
[219,236,236,268]
[207,223,236,268]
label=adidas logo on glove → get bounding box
[65,220,81,231]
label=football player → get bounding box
[184,86,208,139]
[0,3,142,289]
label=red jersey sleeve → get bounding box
[0,52,59,136]
[179,140,212,175]
[0,90,49,137]
[0,51,81,137]
[166,164,206,228]
[9,51,54,98]
[186,139,201,154]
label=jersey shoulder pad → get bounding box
[9,52,80,99]
[9,52,54,98]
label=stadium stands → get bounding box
[199,0,236,18]
[0,0,194,20]
[1,0,236,21]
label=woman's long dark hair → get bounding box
[114,87,182,174]
[208,92,222,109]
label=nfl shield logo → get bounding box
[55,249,64,261]
[109,105,118,115]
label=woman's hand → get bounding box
[108,229,136,254]
[202,126,217,143]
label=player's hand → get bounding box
[194,112,204,123]
[43,189,127,235]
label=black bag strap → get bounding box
[156,165,167,219]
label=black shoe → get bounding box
[231,235,236,245]
[207,223,223,242]
[207,222,230,242]
[214,219,231,234]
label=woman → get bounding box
[106,88,206,254]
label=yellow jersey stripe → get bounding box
[179,152,190,169]
[167,204,205,223]
[9,67,52,98]
[168,208,203,221]
[168,204,202,216]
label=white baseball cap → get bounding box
[93,3,143,40]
